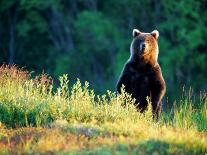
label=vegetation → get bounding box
[0,65,206,154]
[0,1,206,153]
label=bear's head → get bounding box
[130,29,159,66]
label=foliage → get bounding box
[0,65,206,154]
[159,0,207,96]
[0,0,206,98]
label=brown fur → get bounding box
[117,29,166,120]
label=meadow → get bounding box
[0,65,206,154]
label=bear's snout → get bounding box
[140,42,146,52]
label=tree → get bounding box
[71,11,121,92]
[159,0,207,96]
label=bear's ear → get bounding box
[151,30,159,39]
[133,29,141,37]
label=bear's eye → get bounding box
[145,39,150,43]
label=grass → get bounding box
[0,64,206,154]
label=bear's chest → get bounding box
[129,67,149,83]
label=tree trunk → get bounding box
[8,6,18,64]
[154,0,161,25]
[45,6,74,54]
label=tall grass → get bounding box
[162,88,207,131]
[0,64,206,132]
[0,65,140,128]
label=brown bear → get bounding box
[116,29,166,120]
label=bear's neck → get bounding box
[130,54,158,69]
[142,54,157,67]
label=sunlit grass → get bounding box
[0,65,206,154]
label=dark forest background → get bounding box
[0,0,207,101]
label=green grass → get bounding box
[0,65,206,154]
